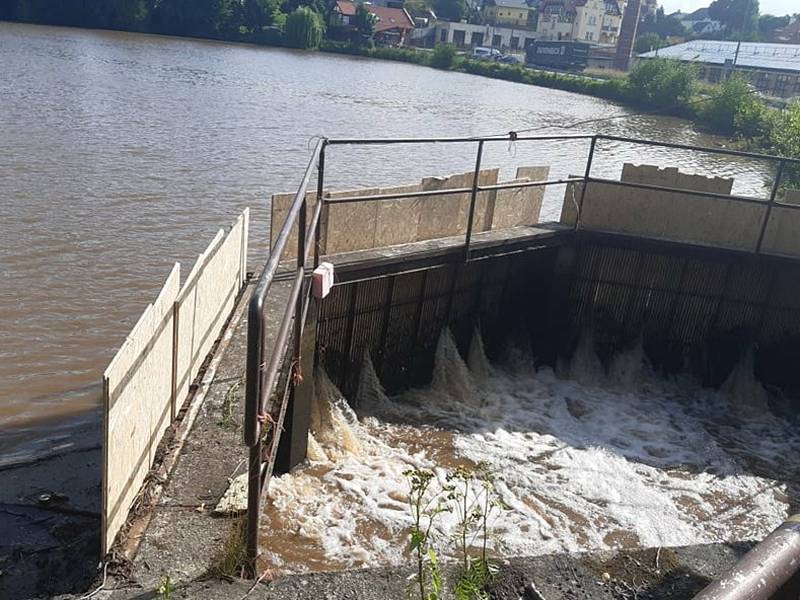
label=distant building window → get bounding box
[775,74,790,95]
[440,29,447,42]
[511,36,519,48]
[589,15,596,25]
[585,31,593,40]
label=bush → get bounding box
[627,58,697,111]
[769,100,800,187]
[431,43,457,69]
[284,7,324,49]
[697,74,769,137]
[634,32,666,54]
[319,42,431,66]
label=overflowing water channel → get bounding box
[259,330,796,573]
[0,21,779,461]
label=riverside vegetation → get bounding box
[404,463,507,600]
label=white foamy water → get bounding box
[261,330,795,573]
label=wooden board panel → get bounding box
[325,188,381,254]
[417,169,499,241]
[175,212,247,404]
[103,263,180,553]
[375,183,424,247]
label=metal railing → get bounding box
[243,132,800,571]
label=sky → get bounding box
[659,0,796,16]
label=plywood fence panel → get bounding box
[325,188,381,254]
[417,169,499,241]
[270,193,319,261]
[102,263,180,553]
[175,212,247,403]
[761,205,800,257]
[174,229,224,404]
[375,183,424,246]
[561,165,768,252]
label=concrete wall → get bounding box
[102,210,249,553]
[272,166,550,258]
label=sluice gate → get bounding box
[243,133,800,596]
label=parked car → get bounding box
[495,54,522,64]
[471,46,502,60]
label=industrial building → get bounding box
[638,40,800,99]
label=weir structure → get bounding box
[243,133,800,595]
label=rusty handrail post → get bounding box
[693,515,800,600]
[576,135,597,231]
[464,140,485,261]
[756,159,785,254]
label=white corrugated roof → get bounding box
[638,40,800,73]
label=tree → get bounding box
[432,0,466,21]
[150,0,233,36]
[404,0,430,15]
[635,32,666,53]
[628,58,698,110]
[697,74,768,136]
[768,100,800,188]
[758,13,790,39]
[708,0,759,34]
[638,7,686,38]
[0,0,16,19]
[284,6,324,48]
[431,43,456,69]
[353,3,377,43]
[244,0,284,31]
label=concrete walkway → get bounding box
[69,543,749,599]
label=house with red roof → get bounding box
[331,1,416,46]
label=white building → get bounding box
[670,8,724,36]
[536,0,623,45]
[434,20,538,51]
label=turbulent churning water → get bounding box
[259,329,796,574]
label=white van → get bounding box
[471,47,501,60]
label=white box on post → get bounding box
[312,262,334,299]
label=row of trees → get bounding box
[0,0,331,45]
[636,0,798,51]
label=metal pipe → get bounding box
[245,138,323,447]
[324,177,585,205]
[576,136,597,230]
[586,176,792,209]
[325,133,595,146]
[596,134,800,165]
[304,193,324,262]
[314,143,326,268]
[245,442,262,576]
[693,515,800,600]
[756,159,786,254]
[465,140,485,260]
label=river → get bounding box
[0,21,773,462]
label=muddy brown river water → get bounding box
[0,21,775,461]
